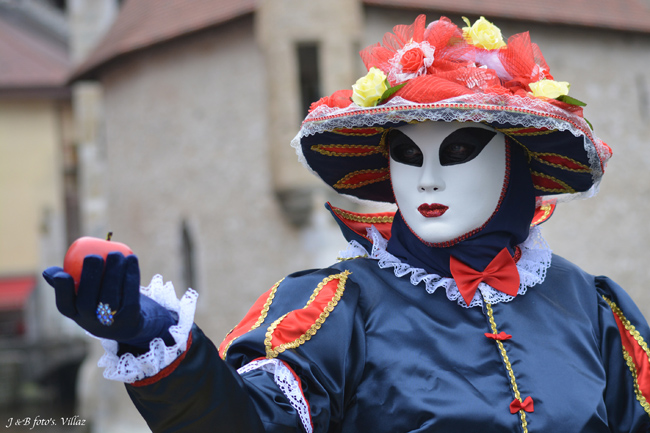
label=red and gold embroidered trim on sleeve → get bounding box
[219,279,282,359]
[264,271,350,359]
[602,296,650,416]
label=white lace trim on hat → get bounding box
[238,358,313,433]
[338,225,552,308]
[94,275,198,383]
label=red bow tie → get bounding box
[450,248,520,305]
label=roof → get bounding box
[364,0,650,33]
[0,276,35,311]
[72,0,257,80]
[0,13,69,97]
[74,0,650,81]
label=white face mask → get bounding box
[389,121,506,244]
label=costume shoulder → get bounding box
[219,265,362,363]
[218,264,366,432]
[536,255,650,430]
[595,273,650,426]
[571,258,650,431]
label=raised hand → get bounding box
[43,252,176,350]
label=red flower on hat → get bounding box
[360,16,471,86]
[388,41,435,83]
[311,15,585,117]
[400,48,425,73]
[309,89,353,113]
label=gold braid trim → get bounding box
[333,168,390,190]
[332,127,386,137]
[332,207,394,224]
[486,302,529,433]
[602,295,650,416]
[621,345,650,416]
[310,144,384,157]
[602,296,650,358]
[220,279,282,359]
[531,170,576,194]
[378,128,390,157]
[264,271,350,359]
[531,203,554,226]
[495,127,557,136]
[530,152,591,173]
[337,254,368,262]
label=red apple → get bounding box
[63,232,134,290]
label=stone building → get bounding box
[59,0,650,430]
[0,0,88,420]
[0,0,70,334]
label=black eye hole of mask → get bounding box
[387,129,423,167]
[388,127,497,167]
[439,127,497,166]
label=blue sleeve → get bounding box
[126,266,364,433]
[596,276,650,433]
[125,324,266,433]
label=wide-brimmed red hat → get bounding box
[291,15,611,212]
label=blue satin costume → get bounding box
[124,136,650,432]
[124,217,650,432]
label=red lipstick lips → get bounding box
[418,203,448,218]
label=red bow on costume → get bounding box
[450,248,520,305]
[484,332,512,341]
[510,396,535,413]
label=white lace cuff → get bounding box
[95,275,198,383]
[339,225,552,308]
[238,359,313,433]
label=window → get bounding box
[50,0,66,11]
[296,42,321,118]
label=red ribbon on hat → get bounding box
[450,248,520,305]
[510,396,534,413]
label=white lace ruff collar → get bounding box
[338,225,552,308]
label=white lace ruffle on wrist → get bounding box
[339,225,552,308]
[95,275,198,383]
[238,358,313,433]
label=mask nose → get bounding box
[417,167,445,192]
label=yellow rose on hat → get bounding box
[352,67,389,107]
[462,16,506,50]
[530,79,571,99]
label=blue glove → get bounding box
[42,252,177,353]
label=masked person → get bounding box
[43,15,650,433]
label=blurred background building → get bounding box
[1,0,650,431]
[0,0,87,430]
